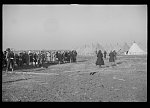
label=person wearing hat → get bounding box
[5,48,15,72]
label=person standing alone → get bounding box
[96,50,104,68]
[109,51,115,66]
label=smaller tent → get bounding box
[122,43,130,55]
[118,43,130,55]
[76,43,104,56]
[127,42,146,55]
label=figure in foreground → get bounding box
[96,50,104,68]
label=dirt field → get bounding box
[2,55,147,102]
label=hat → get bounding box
[6,48,10,51]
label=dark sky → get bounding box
[3,5,147,51]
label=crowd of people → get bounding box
[2,48,77,72]
[96,50,117,68]
[2,47,118,72]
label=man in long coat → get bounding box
[109,51,115,65]
[96,50,104,68]
[113,50,117,60]
[104,50,107,59]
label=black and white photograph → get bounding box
[2,4,147,102]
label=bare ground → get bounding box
[2,55,147,102]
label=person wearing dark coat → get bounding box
[96,50,104,68]
[15,53,19,67]
[67,51,71,62]
[64,51,68,63]
[104,50,107,59]
[113,50,117,60]
[19,52,23,67]
[109,51,115,65]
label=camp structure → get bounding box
[122,43,130,55]
[127,42,146,55]
[118,42,130,55]
[76,43,104,56]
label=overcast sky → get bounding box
[3,5,147,51]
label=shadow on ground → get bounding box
[2,61,73,72]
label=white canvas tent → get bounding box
[127,42,146,55]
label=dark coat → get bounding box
[113,50,117,60]
[104,51,107,58]
[29,53,33,62]
[57,53,62,62]
[25,53,29,65]
[109,52,115,62]
[22,53,26,64]
[33,53,37,62]
[96,51,104,66]
[7,51,14,59]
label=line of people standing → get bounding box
[96,50,117,68]
[2,48,77,72]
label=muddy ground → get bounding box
[2,55,147,102]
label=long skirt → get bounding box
[96,57,104,66]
